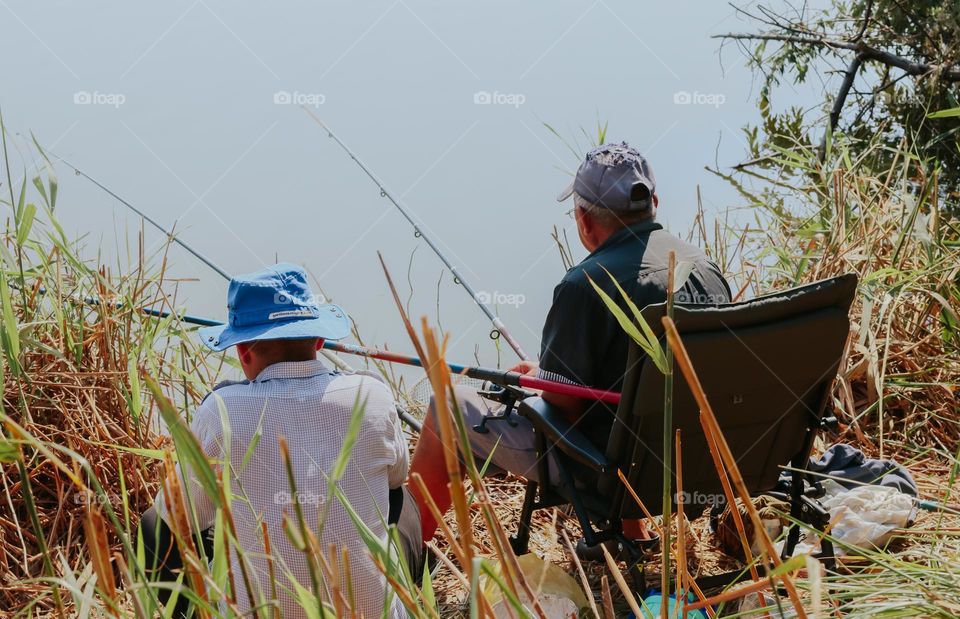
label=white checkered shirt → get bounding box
[155,360,410,618]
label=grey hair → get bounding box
[573,192,653,228]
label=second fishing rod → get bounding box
[302,108,532,363]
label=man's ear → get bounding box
[315,338,325,351]
[577,207,596,236]
[236,342,253,365]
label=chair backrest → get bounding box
[600,274,857,519]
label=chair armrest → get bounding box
[516,397,610,473]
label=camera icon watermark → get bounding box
[73,90,126,108]
[273,90,326,107]
[473,90,526,108]
[673,90,725,109]
[474,290,526,308]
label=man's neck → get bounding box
[243,354,318,380]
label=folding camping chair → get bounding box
[508,273,858,594]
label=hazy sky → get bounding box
[2,0,828,372]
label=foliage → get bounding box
[722,1,960,204]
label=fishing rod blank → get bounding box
[50,153,352,371]
[302,108,532,362]
[51,154,231,281]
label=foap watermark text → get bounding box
[673,90,725,108]
[474,290,526,308]
[274,491,324,507]
[74,91,126,108]
[274,90,325,107]
[473,90,526,108]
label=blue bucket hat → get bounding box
[198,263,351,352]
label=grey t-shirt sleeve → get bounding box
[538,279,608,387]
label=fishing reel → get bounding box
[473,383,535,434]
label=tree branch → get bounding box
[714,33,960,81]
[852,0,874,41]
[819,52,865,160]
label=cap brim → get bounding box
[198,304,351,351]
[556,180,575,203]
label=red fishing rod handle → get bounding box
[517,375,621,405]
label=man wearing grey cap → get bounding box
[535,141,731,404]
[410,143,731,550]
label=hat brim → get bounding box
[556,180,575,203]
[198,304,351,351]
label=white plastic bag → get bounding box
[780,480,915,556]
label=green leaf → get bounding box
[0,271,21,363]
[479,560,530,617]
[17,201,37,246]
[329,393,366,481]
[30,132,58,210]
[589,269,668,374]
[768,553,807,578]
[421,558,437,612]
[292,580,335,619]
[87,441,166,460]
[211,511,229,596]
[0,434,19,462]
[928,107,960,119]
[144,374,221,508]
[240,406,265,472]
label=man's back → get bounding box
[172,360,408,618]
[539,220,731,429]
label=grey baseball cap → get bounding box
[557,142,656,211]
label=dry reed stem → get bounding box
[661,317,808,619]
[702,420,768,614]
[600,575,616,619]
[160,452,210,619]
[675,429,687,619]
[260,521,280,619]
[600,543,644,618]
[82,504,118,617]
[616,469,664,538]
[560,528,600,619]
[685,575,795,611]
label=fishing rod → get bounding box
[51,154,231,281]
[327,341,620,405]
[49,153,352,372]
[302,108,532,362]
[88,298,620,405]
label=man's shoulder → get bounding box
[646,228,710,261]
[197,378,251,409]
[326,371,396,406]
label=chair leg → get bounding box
[616,533,648,599]
[783,465,805,559]
[510,480,537,555]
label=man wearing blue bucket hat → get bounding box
[139,263,421,618]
